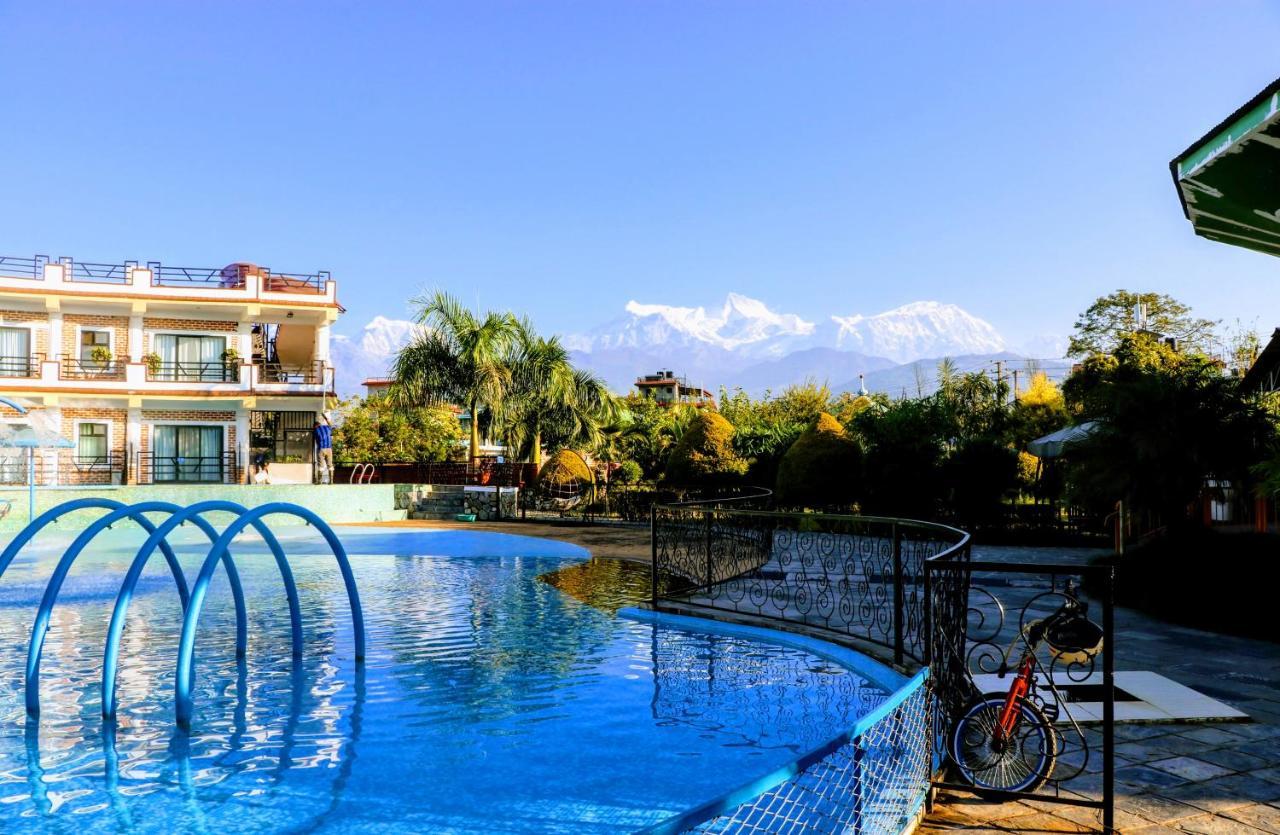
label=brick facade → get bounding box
[63,314,130,361]
[0,308,50,357]
[142,318,237,354]
[58,406,128,486]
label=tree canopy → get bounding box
[663,411,750,488]
[333,397,463,463]
[1067,290,1217,358]
[390,290,520,462]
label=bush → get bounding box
[538,449,594,486]
[663,411,749,488]
[614,460,643,484]
[775,413,862,508]
[944,438,1020,524]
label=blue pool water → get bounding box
[0,525,893,833]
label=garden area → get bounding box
[330,289,1280,640]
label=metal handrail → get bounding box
[65,260,133,285]
[147,360,240,383]
[0,355,43,378]
[61,357,129,380]
[136,451,240,484]
[261,270,328,294]
[0,255,43,279]
[254,360,325,384]
[147,263,224,288]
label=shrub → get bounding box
[614,460,643,484]
[944,438,1019,524]
[775,413,861,508]
[662,411,749,488]
[539,449,594,486]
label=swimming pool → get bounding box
[0,524,906,833]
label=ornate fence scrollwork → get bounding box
[651,497,1116,833]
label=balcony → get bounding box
[61,357,128,381]
[0,355,41,378]
[253,360,326,385]
[146,360,241,384]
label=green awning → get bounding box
[1171,77,1280,256]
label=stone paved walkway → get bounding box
[920,545,1280,834]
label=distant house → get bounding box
[363,377,392,396]
[634,370,714,407]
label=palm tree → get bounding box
[499,323,619,466]
[390,291,520,463]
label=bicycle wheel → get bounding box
[949,692,1058,796]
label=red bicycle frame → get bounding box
[996,654,1035,739]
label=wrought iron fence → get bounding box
[926,557,1115,831]
[135,452,240,484]
[651,500,1116,832]
[61,357,128,380]
[0,452,124,486]
[652,506,965,666]
[0,355,42,378]
[146,360,240,383]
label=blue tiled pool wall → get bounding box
[621,609,932,835]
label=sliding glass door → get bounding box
[152,334,229,381]
[152,425,224,482]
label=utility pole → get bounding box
[993,360,1004,404]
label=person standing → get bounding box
[313,414,333,484]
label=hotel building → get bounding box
[0,254,339,486]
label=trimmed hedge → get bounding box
[663,411,749,487]
[775,412,861,508]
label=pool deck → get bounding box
[358,520,1280,834]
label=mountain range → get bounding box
[330,296,1068,399]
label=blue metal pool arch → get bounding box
[100,499,307,720]
[0,498,365,729]
[174,502,366,727]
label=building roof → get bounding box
[1170,76,1280,257]
[1241,328,1280,395]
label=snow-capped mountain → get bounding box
[330,315,420,395]
[566,293,815,358]
[329,295,1015,398]
[829,301,1006,364]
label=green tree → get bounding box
[332,396,463,463]
[1067,290,1217,358]
[775,412,862,508]
[1067,360,1273,526]
[1010,372,1069,447]
[390,290,520,462]
[663,410,749,488]
[498,323,619,466]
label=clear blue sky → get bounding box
[2,1,1279,351]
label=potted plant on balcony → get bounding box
[142,352,162,377]
[222,347,241,364]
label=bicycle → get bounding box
[948,580,1104,795]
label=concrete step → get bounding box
[409,511,472,521]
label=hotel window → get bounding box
[77,423,108,463]
[0,326,32,376]
[152,334,231,381]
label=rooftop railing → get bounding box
[0,253,332,296]
[0,255,45,279]
[63,258,133,285]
